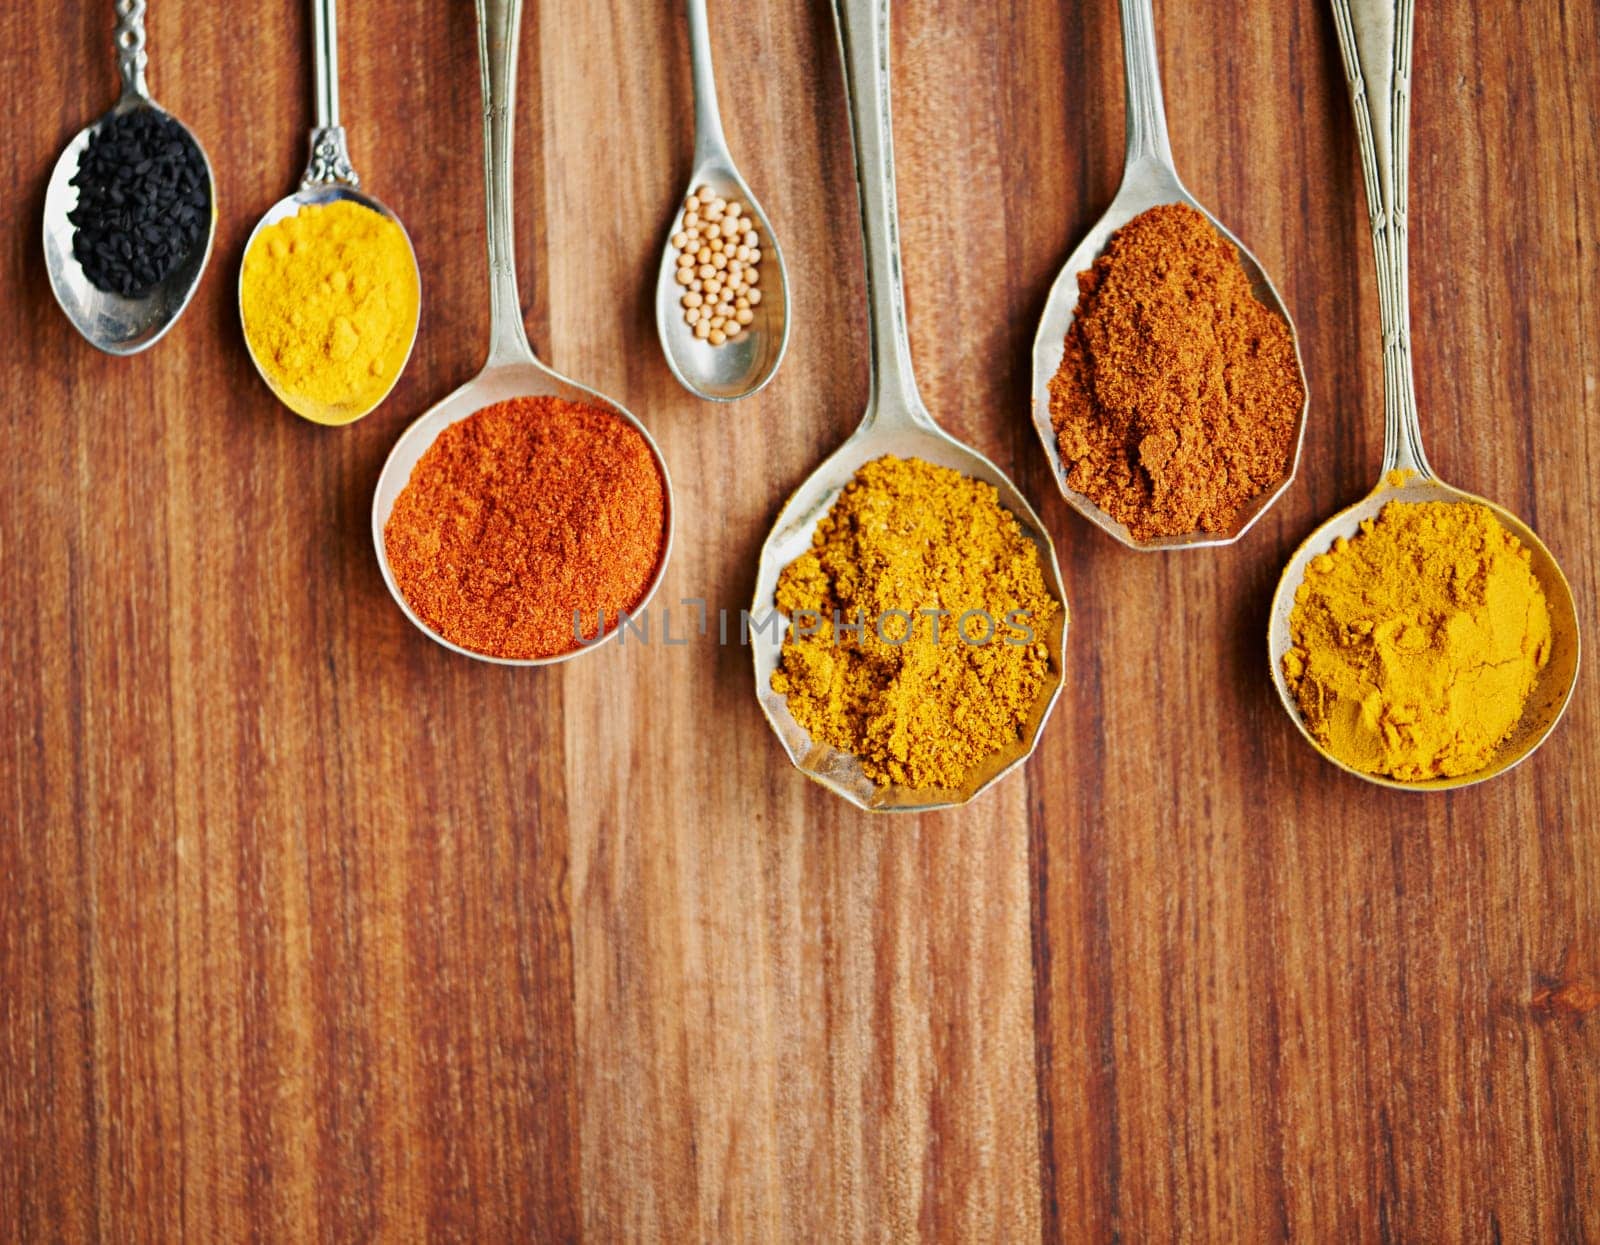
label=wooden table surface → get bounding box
[3,0,1596,1240]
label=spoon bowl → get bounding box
[655,159,790,402]
[1030,170,1308,550]
[752,413,1066,813]
[239,182,420,424]
[43,0,217,356]
[1029,0,1307,551]
[373,359,675,667]
[1267,473,1580,791]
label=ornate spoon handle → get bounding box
[1331,0,1430,478]
[115,0,149,102]
[302,0,359,188]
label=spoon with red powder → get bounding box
[371,0,673,664]
[1028,0,1308,551]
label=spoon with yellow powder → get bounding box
[749,0,1068,813]
[238,0,420,426]
[1266,0,1578,789]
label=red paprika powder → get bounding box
[383,395,667,659]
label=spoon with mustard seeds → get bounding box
[653,0,791,402]
[1266,0,1578,789]
[1028,0,1308,551]
[239,0,421,425]
[749,0,1068,813]
[43,0,217,355]
[371,0,674,665]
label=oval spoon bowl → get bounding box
[1267,474,1580,790]
[372,363,676,667]
[1029,171,1309,551]
[238,183,421,425]
[655,159,790,402]
[43,100,217,356]
[751,417,1068,814]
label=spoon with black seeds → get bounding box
[43,0,217,355]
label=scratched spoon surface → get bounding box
[372,0,673,665]
[1029,0,1308,551]
[653,0,790,402]
[750,0,1067,813]
[1266,0,1578,789]
[43,0,216,356]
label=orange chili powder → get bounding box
[383,395,667,659]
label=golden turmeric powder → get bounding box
[240,199,420,425]
[771,456,1060,790]
[1283,482,1551,781]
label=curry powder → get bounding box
[1283,480,1552,780]
[771,456,1059,790]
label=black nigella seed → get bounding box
[69,109,210,298]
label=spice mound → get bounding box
[671,186,762,346]
[240,199,419,425]
[770,456,1059,790]
[70,109,210,297]
[383,396,667,660]
[1048,202,1303,540]
[1283,489,1552,781]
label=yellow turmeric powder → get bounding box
[240,199,420,425]
[1284,483,1551,781]
[771,456,1060,790]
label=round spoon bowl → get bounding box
[1030,168,1309,551]
[43,98,217,356]
[372,361,676,667]
[655,160,790,402]
[751,413,1068,813]
[1267,473,1580,790]
[239,183,421,425]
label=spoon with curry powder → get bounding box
[749,0,1068,813]
[371,0,674,666]
[238,0,420,425]
[1266,0,1578,789]
[1028,0,1309,551]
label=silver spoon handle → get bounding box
[477,0,534,366]
[1332,0,1430,478]
[686,0,730,168]
[1118,0,1174,169]
[832,0,930,428]
[302,0,359,187]
[114,0,149,102]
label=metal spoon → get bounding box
[43,0,217,356]
[1267,0,1579,790]
[1029,0,1309,551]
[653,0,791,402]
[750,0,1067,813]
[372,0,674,665]
[239,0,420,425]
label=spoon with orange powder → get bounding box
[371,0,674,666]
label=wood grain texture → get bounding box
[1,0,1595,1241]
